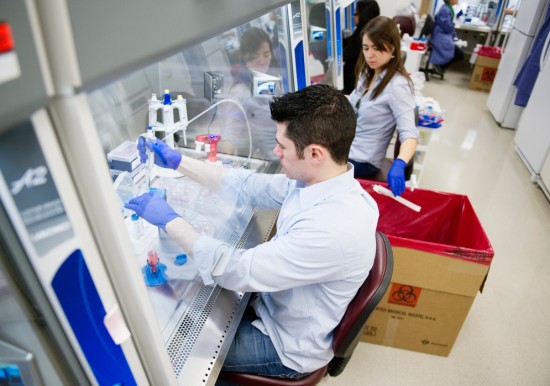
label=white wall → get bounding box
[379,0,422,18]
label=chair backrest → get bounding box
[419,14,434,39]
[392,15,416,37]
[327,231,393,376]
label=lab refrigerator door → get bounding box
[487,28,533,127]
[514,0,550,36]
[538,153,550,200]
[514,28,550,177]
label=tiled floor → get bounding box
[324,67,550,385]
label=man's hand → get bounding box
[124,192,180,230]
[138,136,182,170]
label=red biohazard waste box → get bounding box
[358,180,494,356]
[469,46,502,92]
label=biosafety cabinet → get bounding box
[0,1,315,385]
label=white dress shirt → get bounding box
[348,71,418,168]
[192,164,379,372]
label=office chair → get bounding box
[218,231,394,386]
[418,14,444,81]
[392,15,416,38]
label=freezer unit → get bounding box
[514,23,550,179]
[539,153,550,200]
[487,27,533,128]
[487,0,550,129]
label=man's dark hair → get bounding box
[269,84,356,164]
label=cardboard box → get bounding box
[469,55,500,92]
[357,181,494,356]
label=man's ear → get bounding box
[309,144,325,163]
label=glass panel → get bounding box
[87,8,291,338]
[306,0,331,84]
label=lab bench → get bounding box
[454,23,492,55]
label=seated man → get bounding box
[125,84,379,380]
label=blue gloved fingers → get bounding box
[151,140,182,170]
[387,158,407,197]
[124,192,180,230]
[124,197,141,214]
[137,136,182,170]
[137,136,153,165]
[388,177,405,197]
[124,194,151,217]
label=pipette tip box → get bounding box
[108,141,141,172]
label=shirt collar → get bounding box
[297,163,356,208]
[375,69,387,82]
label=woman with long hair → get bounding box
[348,16,418,196]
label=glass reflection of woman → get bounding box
[218,27,280,161]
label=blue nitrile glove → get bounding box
[387,158,407,197]
[124,192,180,231]
[137,136,182,170]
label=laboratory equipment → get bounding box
[204,72,224,102]
[0,341,44,386]
[251,71,282,97]
[125,212,158,255]
[0,2,147,384]
[326,1,345,89]
[143,250,168,287]
[144,125,156,166]
[1,1,303,385]
[148,90,188,147]
[487,0,550,128]
[174,253,188,266]
[195,134,222,164]
[514,5,550,182]
[108,141,147,192]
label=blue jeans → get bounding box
[349,159,380,178]
[216,306,309,385]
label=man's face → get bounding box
[273,122,309,181]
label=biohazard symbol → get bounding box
[481,67,497,83]
[388,283,422,307]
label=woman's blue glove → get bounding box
[387,158,407,197]
[138,136,182,170]
[124,192,180,231]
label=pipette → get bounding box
[140,126,156,188]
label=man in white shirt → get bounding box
[125,84,379,380]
